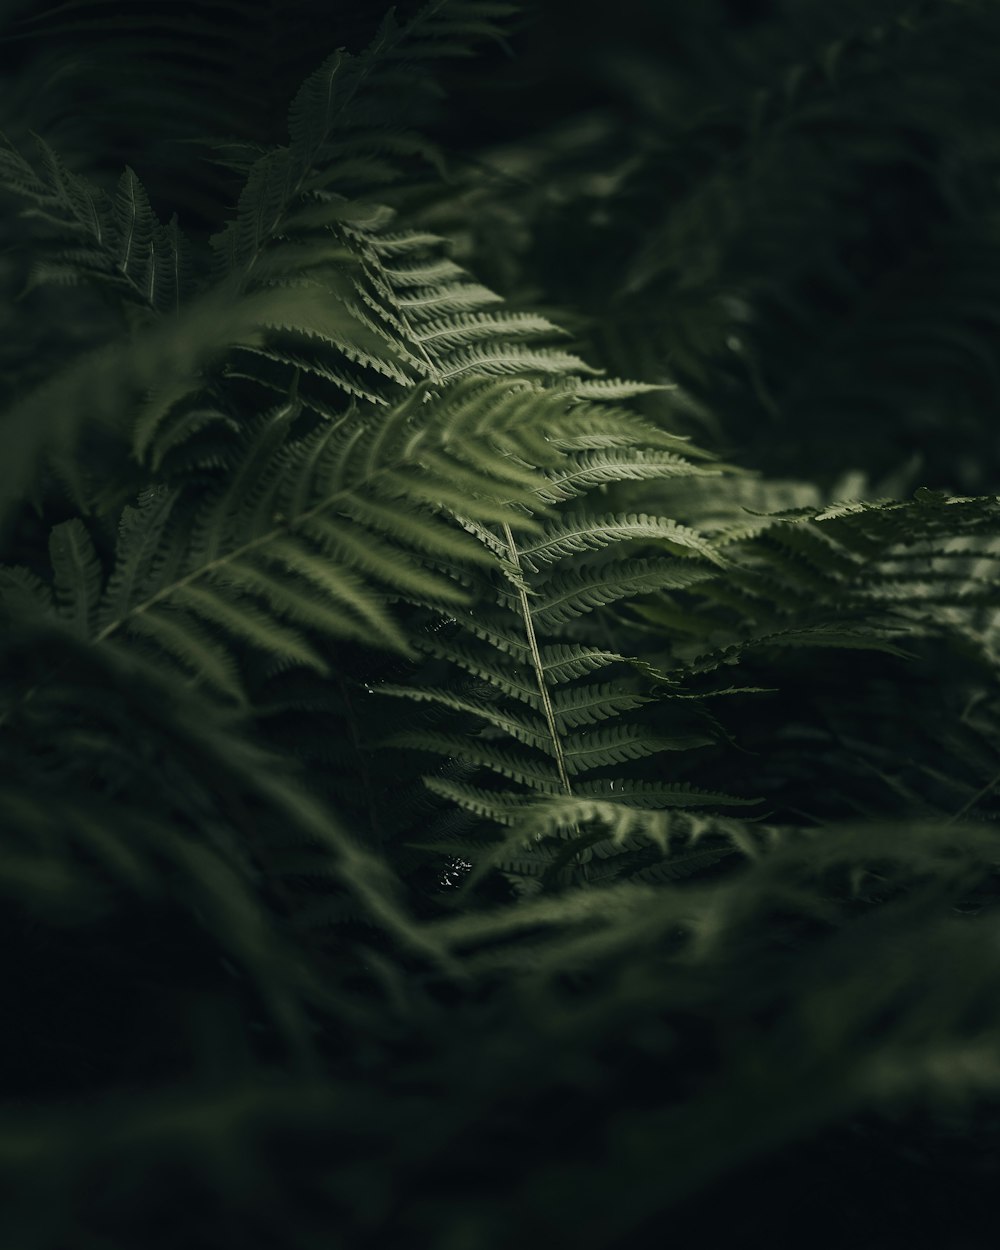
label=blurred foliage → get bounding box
[422,0,1000,493]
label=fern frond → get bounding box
[112,166,157,297]
[376,685,551,751]
[423,777,540,824]
[550,682,652,730]
[48,519,103,635]
[385,730,563,789]
[414,635,542,704]
[518,512,724,571]
[460,788,761,889]
[561,724,715,775]
[206,560,372,646]
[531,558,720,627]
[45,378,633,700]
[412,310,568,349]
[537,643,629,683]
[98,486,182,626]
[3,133,197,313]
[169,582,328,674]
[124,603,246,702]
[534,448,723,504]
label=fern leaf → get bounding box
[423,777,536,824]
[532,559,720,627]
[124,605,246,702]
[550,683,652,730]
[395,282,503,313]
[562,725,715,774]
[49,519,103,635]
[113,166,156,295]
[414,635,543,704]
[537,644,628,683]
[437,343,599,382]
[210,148,297,272]
[535,449,722,505]
[384,731,563,789]
[30,132,113,245]
[380,466,535,525]
[551,377,677,399]
[98,487,182,628]
[682,625,918,677]
[150,213,195,314]
[263,539,411,654]
[208,561,366,645]
[375,684,551,751]
[518,513,723,571]
[170,583,328,674]
[284,193,397,234]
[339,494,495,565]
[229,344,391,405]
[0,129,48,202]
[412,310,568,350]
[297,515,470,606]
[520,785,760,845]
[287,49,353,168]
[147,408,240,473]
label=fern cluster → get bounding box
[3,2,1000,1248]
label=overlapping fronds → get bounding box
[364,392,766,893]
[5,377,617,697]
[0,131,195,308]
[4,2,1000,1249]
[428,0,1000,493]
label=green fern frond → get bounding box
[124,603,247,701]
[460,788,761,888]
[423,777,540,824]
[169,582,328,674]
[211,147,298,273]
[550,377,678,400]
[97,486,182,625]
[146,407,240,473]
[54,378,631,698]
[7,6,1000,1247]
[205,560,372,647]
[3,133,197,312]
[48,519,103,635]
[411,310,568,349]
[531,558,720,627]
[386,730,563,790]
[680,625,918,678]
[112,166,157,296]
[549,682,652,730]
[377,684,551,750]
[435,343,599,382]
[517,513,724,571]
[536,643,630,683]
[414,635,542,704]
[561,724,715,775]
[534,448,723,505]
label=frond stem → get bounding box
[501,521,573,795]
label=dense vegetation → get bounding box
[3,1,1000,1246]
